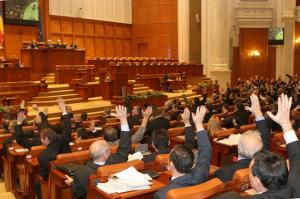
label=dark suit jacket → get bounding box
[128,115,141,129]
[15,124,42,149]
[146,116,170,144]
[153,127,212,199]
[38,141,60,180]
[71,129,132,199]
[249,140,300,199]
[215,119,270,182]
[214,134,300,199]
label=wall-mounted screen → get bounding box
[268,27,284,45]
[5,0,39,26]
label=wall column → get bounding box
[177,0,189,62]
[276,0,295,78]
[201,0,231,89]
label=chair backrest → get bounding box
[233,168,249,183]
[215,128,237,139]
[55,150,90,165]
[154,153,170,167]
[22,125,36,132]
[96,159,144,178]
[168,127,185,138]
[30,145,46,158]
[166,178,225,199]
[71,137,103,152]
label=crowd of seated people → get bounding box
[0,74,300,199]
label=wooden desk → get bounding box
[21,48,85,80]
[88,172,169,199]
[0,67,31,82]
[24,158,39,199]
[211,142,237,166]
[6,145,28,194]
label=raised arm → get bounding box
[107,105,131,163]
[245,93,270,149]
[132,106,152,144]
[191,106,212,178]
[182,107,195,150]
[57,98,72,138]
[267,94,300,196]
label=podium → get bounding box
[21,48,85,80]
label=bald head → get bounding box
[89,140,111,162]
[238,131,263,159]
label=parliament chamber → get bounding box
[0,0,300,199]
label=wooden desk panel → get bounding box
[0,67,31,82]
[88,172,169,199]
[21,48,86,80]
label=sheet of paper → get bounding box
[114,166,152,187]
[128,151,144,162]
[217,134,241,146]
[15,148,29,153]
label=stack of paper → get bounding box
[217,134,241,146]
[97,166,152,194]
[127,152,144,162]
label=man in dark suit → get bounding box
[154,106,212,199]
[215,94,270,182]
[146,106,170,144]
[35,128,60,199]
[214,94,300,199]
[233,100,250,126]
[64,105,132,199]
[142,128,170,163]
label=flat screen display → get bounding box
[5,0,39,26]
[268,27,284,45]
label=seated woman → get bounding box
[207,115,223,138]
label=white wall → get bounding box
[49,0,132,24]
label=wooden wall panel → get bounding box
[294,22,300,76]
[62,20,73,33]
[4,25,38,58]
[86,37,95,57]
[132,0,178,58]
[232,28,275,83]
[48,15,132,58]
[105,39,114,57]
[96,38,105,57]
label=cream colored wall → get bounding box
[49,0,132,24]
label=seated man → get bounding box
[127,105,142,129]
[154,106,212,199]
[64,105,132,199]
[35,128,60,199]
[142,128,170,163]
[214,94,300,198]
[215,94,270,182]
[233,100,250,127]
[103,106,153,146]
[146,106,170,144]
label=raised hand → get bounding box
[17,111,27,124]
[32,104,39,112]
[267,93,293,132]
[245,93,263,118]
[43,106,48,115]
[111,105,127,125]
[57,97,66,113]
[181,107,191,126]
[192,106,207,131]
[143,106,153,119]
[90,120,95,131]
